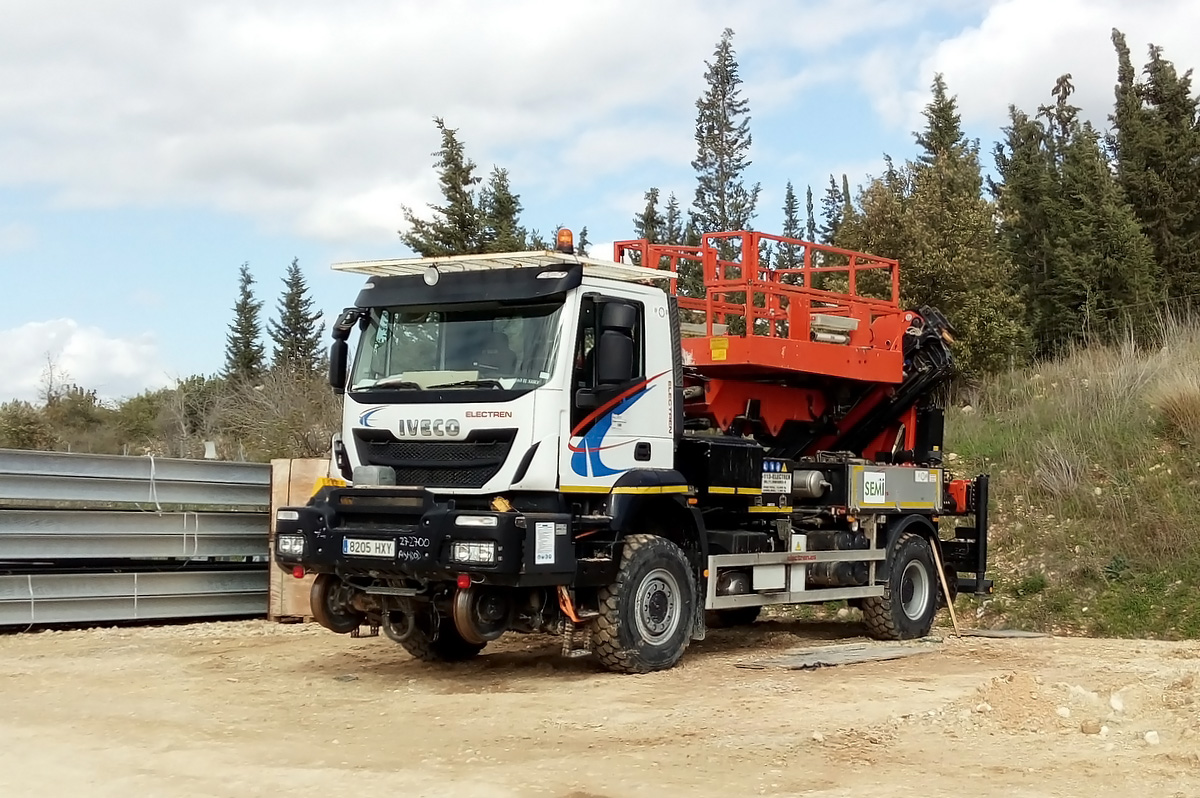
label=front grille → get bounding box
[354,429,516,489]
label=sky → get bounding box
[1,0,1197,403]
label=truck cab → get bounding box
[330,254,679,497]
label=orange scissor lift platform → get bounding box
[614,231,917,386]
[612,232,932,456]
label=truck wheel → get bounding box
[862,532,938,640]
[593,534,696,674]
[310,574,365,634]
[391,609,486,663]
[705,606,762,628]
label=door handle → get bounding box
[634,442,652,462]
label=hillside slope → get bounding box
[949,318,1200,638]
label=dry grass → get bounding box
[1150,371,1200,442]
[948,313,1200,638]
[1032,437,1085,500]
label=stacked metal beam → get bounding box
[0,449,271,626]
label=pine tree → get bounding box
[843,75,1027,374]
[400,117,484,256]
[576,226,590,256]
[663,193,684,245]
[223,262,265,384]
[916,74,965,165]
[268,258,326,377]
[905,75,1027,373]
[633,187,664,243]
[837,158,910,273]
[689,27,761,295]
[479,166,527,253]
[1109,30,1200,302]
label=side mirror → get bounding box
[329,339,349,394]
[595,330,634,385]
[600,301,637,334]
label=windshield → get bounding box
[350,302,564,392]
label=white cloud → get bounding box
[0,0,947,246]
[0,319,172,403]
[882,0,1200,135]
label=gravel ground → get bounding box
[0,618,1197,797]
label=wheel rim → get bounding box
[900,559,931,620]
[634,568,681,645]
[328,580,356,616]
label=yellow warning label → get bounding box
[710,337,729,350]
[711,348,727,361]
[781,464,789,472]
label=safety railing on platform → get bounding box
[614,231,902,343]
[0,448,271,627]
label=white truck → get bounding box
[274,228,991,673]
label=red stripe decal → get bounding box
[570,370,670,438]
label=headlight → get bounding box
[277,510,300,522]
[450,541,496,564]
[454,515,499,528]
[277,534,305,556]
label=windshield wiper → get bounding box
[361,377,423,390]
[427,379,504,390]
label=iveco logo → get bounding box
[399,419,462,437]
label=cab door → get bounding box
[560,290,674,490]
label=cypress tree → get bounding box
[1109,30,1200,302]
[804,185,817,243]
[1050,75,1157,349]
[223,262,266,384]
[818,175,845,244]
[663,193,684,245]
[775,181,802,271]
[1059,117,1161,344]
[995,74,1162,356]
[268,258,326,377]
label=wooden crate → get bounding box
[268,458,330,622]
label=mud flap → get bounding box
[691,564,707,642]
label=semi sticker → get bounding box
[862,471,887,504]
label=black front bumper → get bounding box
[274,487,576,586]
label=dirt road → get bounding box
[0,618,1196,797]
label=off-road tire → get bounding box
[705,606,762,628]
[593,534,696,674]
[393,611,486,663]
[862,532,938,640]
[310,574,366,634]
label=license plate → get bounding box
[343,538,396,558]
